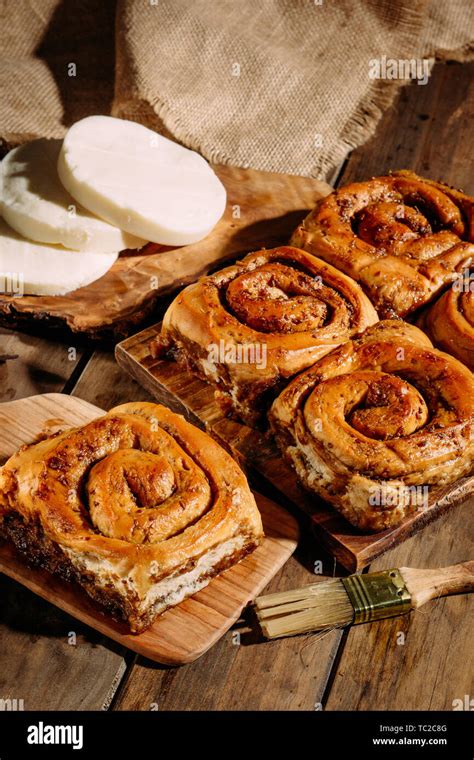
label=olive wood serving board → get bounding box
[0,165,330,341]
[0,393,299,665]
[116,324,474,572]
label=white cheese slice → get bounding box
[0,217,118,296]
[57,115,227,246]
[1,139,145,253]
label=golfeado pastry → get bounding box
[291,170,474,318]
[269,321,474,532]
[0,402,263,633]
[418,271,474,371]
[151,246,378,426]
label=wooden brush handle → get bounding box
[401,561,474,609]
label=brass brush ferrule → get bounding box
[342,569,412,624]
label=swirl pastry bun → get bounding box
[418,272,474,370]
[291,170,474,318]
[269,321,474,532]
[0,402,263,633]
[152,246,378,426]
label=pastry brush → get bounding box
[254,561,474,639]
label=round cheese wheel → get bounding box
[57,116,227,246]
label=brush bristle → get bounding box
[254,579,354,639]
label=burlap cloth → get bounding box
[1,0,473,178]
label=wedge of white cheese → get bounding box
[57,116,227,246]
[1,139,145,253]
[0,216,118,296]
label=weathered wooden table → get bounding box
[1,61,473,711]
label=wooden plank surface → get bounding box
[0,573,128,711]
[109,61,474,710]
[0,327,88,402]
[0,166,330,341]
[112,536,344,711]
[324,498,474,711]
[71,350,155,409]
[0,60,473,711]
[340,62,474,190]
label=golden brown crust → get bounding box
[0,402,263,632]
[418,275,474,371]
[152,246,378,426]
[269,320,474,532]
[291,171,474,318]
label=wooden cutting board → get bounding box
[0,393,299,665]
[0,165,330,341]
[116,325,474,572]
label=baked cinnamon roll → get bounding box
[152,246,378,426]
[418,272,474,370]
[0,402,263,632]
[269,321,474,532]
[291,171,474,318]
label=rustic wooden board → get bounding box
[69,348,346,711]
[116,324,474,572]
[0,165,330,341]
[0,393,299,665]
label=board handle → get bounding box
[402,561,474,609]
